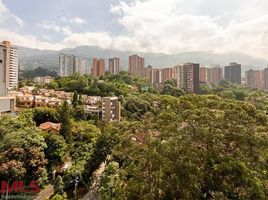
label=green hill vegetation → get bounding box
[1,73,267,199]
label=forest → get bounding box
[1,72,267,199]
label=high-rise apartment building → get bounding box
[224,62,241,84]
[74,56,88,75]
[109,57,120,74]
[0,44,7,95]
[92,58,105,77]
[59,53,74,76]
[199,67,207,83]
[150,69,162,86]
[102,97,121,123]
[59,53,88,76]
[176,63,200,93]
[245,70,261,89]
[207,66,223,84]
[1,41,18,90]
[128,55,145,78]
[263,67,268,90]
[0,42,15,114]
[144,65,153,82]
[161,68,174,83]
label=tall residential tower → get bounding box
[176,63,200,93]
[92,58,105,77]
[1,41,18,90]
[59,53,89,76]
[207,66,223,84]
[109,57,120,74]
[128,55,145,78]
[224,62,241,84]
[0,41,16,114]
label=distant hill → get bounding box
[17,45,268,74]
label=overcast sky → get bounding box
[1,0,268,58]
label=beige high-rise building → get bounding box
[161,68,174,83]
[207,66,223,84]
[109,57,120,74]
[144,65,153,82]
[1,41,18,90]
[245,70,262,89]
[176,63,200,93]
[92,58,105,77]
[151,69,162,86]
[261,68,268,90]
[102,97,121,123]
[199,67,207,83]
[128,55,145,78]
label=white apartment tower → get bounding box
[59,53,89,76]
[175,63,200,93]
[1,41,19,90]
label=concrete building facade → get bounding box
[199,67,207,83]
[161,68,174,83]
[128,55,145,78]
[1,41,18,90]
[0,41,15,114]
[102,97,121,123]
[59,53,88,76]
[109,57,120,74]
[176,63,200,93]
[92,58,105,77]
[207,66,223,84]
[224,62,241,84]
[151,69,162,86]
[263,68,268,90]
[245,70,262,89]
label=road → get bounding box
[34,184,54,200]
[80,162,106,200]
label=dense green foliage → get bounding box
[100,94,268,199]
[2,73,268,199]
[0,116,48,186]
[21,67,58,79]
[59,101,72,143]
[48,72,155,97]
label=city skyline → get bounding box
[1,0,268,59]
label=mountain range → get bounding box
[17,45,268,74]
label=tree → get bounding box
[71,121,101,161]
[44,134,68,170]
[59,101,72,143]
[78,94,83,105]
[100,95,268,199]
[123,95,153,119]
[72,91,79,107]
[73,106,87,121]
[54,176,65,194]
[32,107,60,126]
[51,193,68,200]
[0,118,48,185]
[161,84,185,97]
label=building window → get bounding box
[0,60,2,63]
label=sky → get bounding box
[1,0,268,59]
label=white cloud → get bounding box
[61,16,87,25]
[69,17,87,25]
[0,28,64,50]
[0,0,24,27]
[39,20,72,36]
[62,32,112,49]
[108,0,268,58]
[2,0,268,59]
